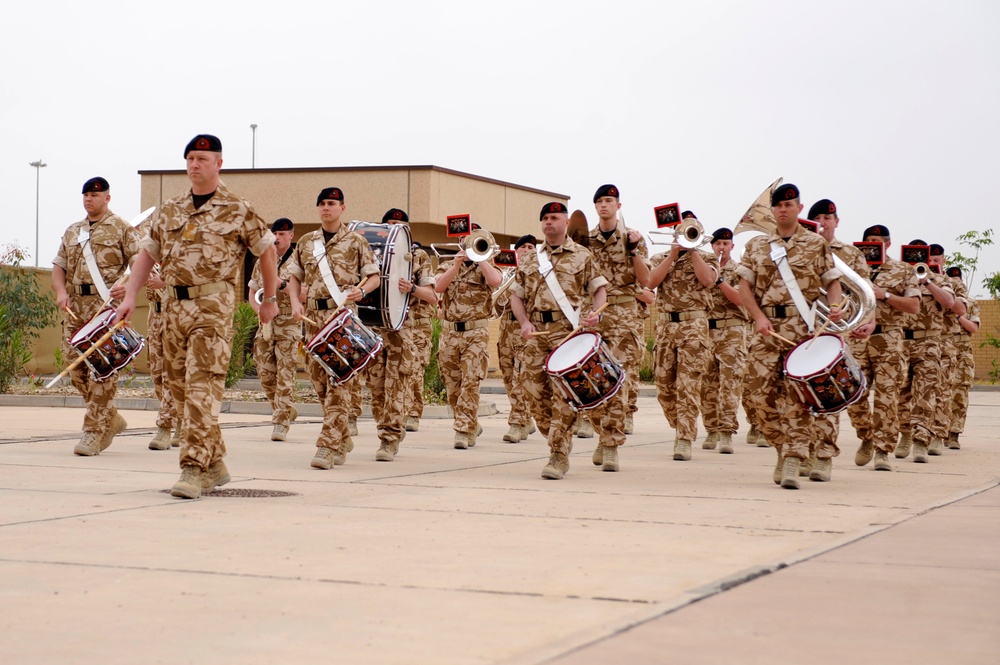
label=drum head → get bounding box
[785,334,844,378]
[546,332,599,373]
[382,223,412,330]
[70,308,116,345]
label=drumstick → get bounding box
[62,307,80,322]
[803,299,846,349]
[45,320,127,389]
[296,314,319,326]
[553,302,611,344]
[768,331,797,347]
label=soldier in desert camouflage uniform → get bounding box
[365,209,437,461]
[496,235,538,443]
[927,244,969,453]
[117,134,279,499]
[287,187,380,470]
[435,224,503,449]
[647,223,719,462]
[848,225,920,473]
[587,184,649,464]
[893,240,957,464]
[137,215,178,452]
[404,242,435,432]
[248,218,299,442]
[700,227,747,455]
[803,199,872,481]
[737,183,843,489]
[54,177,141,457]
[944,267,980,449]
[510,202,609,478]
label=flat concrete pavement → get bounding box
[1,389,998,664]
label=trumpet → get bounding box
[912,262,931,282]
[648,218,713,250]
[431,228,499,263]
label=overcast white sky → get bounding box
[3,0,998,295]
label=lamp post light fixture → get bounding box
[250,124,258,169]
[29,159,47,267]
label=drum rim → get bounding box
[544,331,601,373]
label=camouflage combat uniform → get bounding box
[143,182,275,471]
[138,217,175,436]
[436,257,495,440]
[932,275,969,442]
[897,271,955,451]
[495,267,534,433]
[846,255,921,454]
[55,210,140,439]
[650,249,719,443]
[404,246,435,425]
[810,239,870,460]
[588,227,648,420]
[248,247,298,427]
[949,297,980,439]
[511,239,611,463]
[736,225,841,463]
[700,258,747,438]
[286,224,378,458]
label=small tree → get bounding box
[226,302,258,388]
[423,318,447,403]
[948,229,994,295]
[0,244,57,392]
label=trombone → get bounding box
[648,218,713,250]
[430,228,500,263]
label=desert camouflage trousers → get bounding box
[162,293,235,470]
[599,301,644,414]
[62,294,119,434]
[253,314,299,425]
[743,317,815,460]
[949,335,974,434]
[897,335,943,445]
[740,324,759,431]
[654,319,710,442]
[808,334,863,459]
[700,324,746,434]
[365,326,415,446]
[146,306,176,430]
[498,315,532,426]
[439,327,489,435]
[932,333,958,439]
[304,308,352,453]
[405,319,433,419]
[846,329,906,452]
[523,321,624,454]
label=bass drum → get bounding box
[348,221,412,330]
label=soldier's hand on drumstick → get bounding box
[398,277,415,294]
[754,312,774,337]
[109,281,128,301]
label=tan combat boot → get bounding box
[348,417,359,437]
[170,426,181,447]
[592,444,603,466]
[502,425,524,443]
[928,438,945,456]
[809,457,832,482]
[702,432,719,450]
[602,445,619,472]
[526,420,537,436]
[454,432,470,450]
[271,424,289,442]
[780,457,802,489]
[719,433,734,454]
[289,405,298,422]
[673,439,692,461]
[375,442,395,462]
[73,431,102,457]
[98,412,127,452]
[576,417,594,439]
[947,432,961,450]
[404,416,419,432]
[746,425,760,445]
[171,465,204,499]
[912,440,929,463]
[895,431,913,458]
[148,427,172,451]
[800,450,816,477]
[773,453,783,485]
[202,459,231,491]
[624,414,634,435]
[873,449,892,471]
[311,447,336,470]
[855,440,875,466]
[541,452,569,479]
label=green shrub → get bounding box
[0,244,56,393]
[639,336,656,383]
[227,302,258,388]
[423,318,447,402]
[0,305,32,393]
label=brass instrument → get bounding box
[489,267,518,318]
[430,228,499,263]
[912,262,931,282]
[649,218,713,250]
[732,178,875,335]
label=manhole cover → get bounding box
[160,488,298,498]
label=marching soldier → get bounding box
[287,187,380,469]
[404,241,435,432]
[944,266,981,449]
[434,224,503,449]
[496,235,539,443]
[736,183,843,489]
[117,134,280,498]
[248,218,299,441]
[510,202,610,478]
[54,177,141,456]
[928,244,969,453]
[700,227,747,455]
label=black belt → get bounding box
[314,298,336,311]
[509,312,517,322]
[536,310,561,323]
[763,305,796,319]
[74,283,98,296]
[153,302,162,313]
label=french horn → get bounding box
[732,178,876,335]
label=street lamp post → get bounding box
[250,124,258,169]
[29,160,47,267]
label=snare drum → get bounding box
[544,331,624,411]
[783,333,867,415]
[69,307,145,381]
[305,308,384,384]
[348,221,413,330]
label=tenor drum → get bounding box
[544,331,624,411]
[305,309,384,384]
[348,221,412,330]
[69,307,145,381]
[783,333,867,415]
